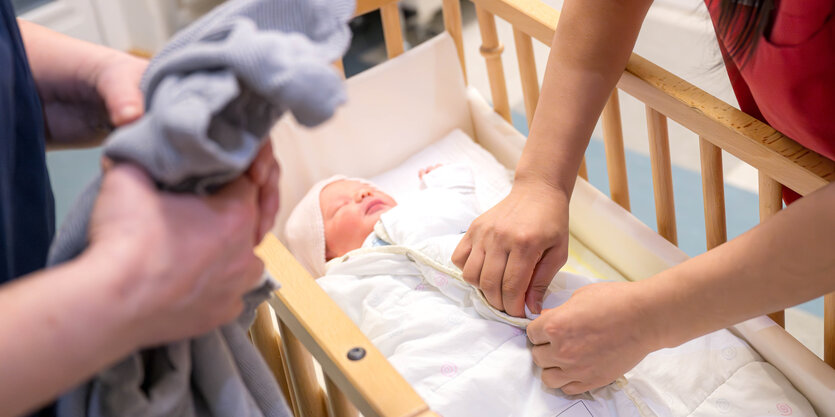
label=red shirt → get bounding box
[705,0,835,202]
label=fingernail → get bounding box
[118,105,141,123]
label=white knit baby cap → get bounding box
[285,175,381,277]
[285,175,346,277]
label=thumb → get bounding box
[526,248,566,314]
[96,56,148,127]
[99,78,144,127]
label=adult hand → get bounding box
[246,140,281,240]
[86,164,265,347]
[527,281,661,394]
[40,50,148,145]
[452,180,570,317]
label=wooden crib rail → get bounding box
[254,235,439,417]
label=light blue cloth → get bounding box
[50,0,354,415]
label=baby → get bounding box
[285,163,481,277]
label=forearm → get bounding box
[515,0,653,195]
[0,251,138,417]
[18,20,113,103]
[642,182,835,349]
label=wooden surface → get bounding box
[602,89,630,211]
[380,2,405,59]
[325,376,358,417]
[279,319,328,417]
[354,0,399,17]
[442,0,468,83]
[470,0,835,197]
[758,172,785,328]
[512,28,539,127]
[646,106,677,245]
[826,293,835,368]
[698,137,727,250]
[475,5,512,123]
[251,303,293,406]
[256,235,430,417]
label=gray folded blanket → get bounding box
[48,0,354,415]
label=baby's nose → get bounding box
[355,189,373,202]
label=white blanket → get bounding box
[318,162,816,417]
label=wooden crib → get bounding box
[249,0,835,416]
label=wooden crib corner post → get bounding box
[646,106,677,245]
[698,137,727,250]
[602,89,630,211]
[442,0,467,83]
[758,172,786,328]
[474,4,512,123]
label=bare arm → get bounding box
[453,0,654,317]
[0,252,139,417]
[528,181,835,394]
[18,19,147,147]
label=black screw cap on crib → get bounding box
[347,347,366,361]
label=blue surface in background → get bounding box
[509,110,825,318]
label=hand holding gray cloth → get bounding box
[48,0,354,415]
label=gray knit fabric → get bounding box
[49,0,354,415]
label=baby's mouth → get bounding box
[365,199,387,215]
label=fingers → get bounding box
[102,163,154,191]
[526,312,550,345]
[248,141,275,185]
[258,161,280,238]
[479,249,508,311]
[540,367,577,390]
[526,247,565,314]
[502,249,538,317]
[451,233,473,270]
[460,245,484,286]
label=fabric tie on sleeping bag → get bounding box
[48,0,354,416]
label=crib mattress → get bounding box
[316,129,817,417]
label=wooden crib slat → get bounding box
[578,157,589,180]
[512,28,539,127]
[279,319,328,417]
[256,235,430,417]
[251,303,294,408]
[380,2,405,59]
[698,137,727,250]
[758,172,786,328]
[602,89,630,210]
[475,5,512,123]
[646,106,677,245]
[442,0,467,83]
[826,294,835,367]
[325,376,358,417]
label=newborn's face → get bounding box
[321,180,397,260]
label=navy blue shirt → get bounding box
[1,0,55,285]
